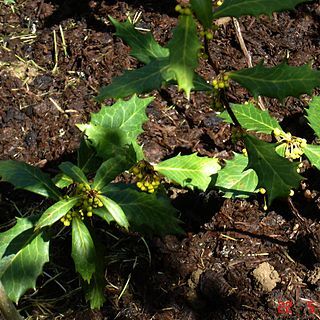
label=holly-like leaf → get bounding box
[306,96,320,139]
[304,144,320,171]
[104,184,183,235]
[97,195,129,230]
[155,153,221,191]
[215,153,258,198]
[220,102,281,133]
[93,156,130,191]
[190,0,213,29]
[244,134,302,204]
[52,173,74,189]
[35,197,80,229]
[0,160,61,200]
[96,58,172,101]
[0,217,49,303]
[71,217,96,282]
[212,0,312,19]
[58,162,89,185]
[109,16,169,64]
[229,62,320,100]
[77,125,129,160]
[167,15,201,98]
[91,95,152,142]
[77,138,101,174]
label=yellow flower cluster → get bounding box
[273,128,307,160]
[212,74,229,90]
[216,0,223,6]
[175,5,192,15]
[130,161,161,193]
[60,184,103,227]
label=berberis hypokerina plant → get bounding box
[0,0,320,315]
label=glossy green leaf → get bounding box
[77,125,129,160]
[215,153,258,198]
[91,95,152,142]
[58,162,89,185]
[212,0,312,18]
[109,16,169,64]
[98,195,129,230]
[0,160,61,200]
[96,58,171,101]
[167,15,201,98]
[105,184,183,235]
[52,173,73,189]
[306,96,320,139]
[229,62,320,100]
[190,0,213,29]
[193,73,212,91]
[220,102,281,133]
[93,156,130,191]
[93,207,114,224]
[35,197,80,229]
[77,138,101,174]
[304,144,320,171]
[244,134,302,204]
[0,217,49,303]
[155,153,221,191]
[71,217,96,282]
[83,253,106,309]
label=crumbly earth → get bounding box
[0,1,320,319]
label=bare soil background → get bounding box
[0,0,320,319]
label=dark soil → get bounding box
[1,0,320,319]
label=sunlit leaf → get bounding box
[72,217,96,282]
[109,16,169,64]
[155,153,220,191]
[304,144,320,171]
[0,217,49,303]
[167,15,201,98]
[58,162,89,185]
[220,102,281,133]
[215,153,258,198]
[306,96,320,139]
[52,173,73,189]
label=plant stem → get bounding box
[0,281,23,320]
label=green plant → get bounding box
[97,0,319,207]
[0,95,220,312]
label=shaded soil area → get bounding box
[1,0,320,319]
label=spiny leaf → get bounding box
[303,144,320,171]
[215,153,258,198]
[58,162,89,185]
[96,58,171,101]
[306,96,320,139]
[155,153,220,191]
[109,16,169,64]
[97,195,129,230]
[104,184,183,235]
[190,0,213,29]
[35,197,80,229]
[244,134,302,205]
[72,217,96,282]
[91,95,152,142]
[219,102,281,133]
[212,0,312,19]
[167,15,201,98]
[0,160,61,200]
[77,126,129,160]
[229,62,320,100]
[93,156,130,191]
[0,217,49,303]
